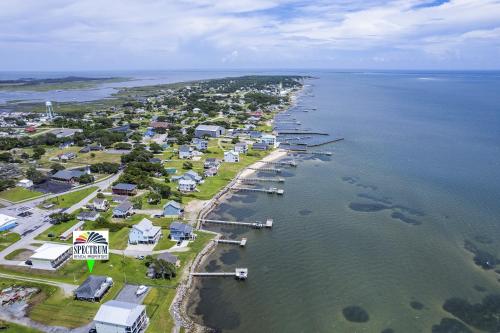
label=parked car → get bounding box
[25,260,32,266]
[136,255,145,260]
[136,285,148,296]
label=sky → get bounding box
[1,0,500,70]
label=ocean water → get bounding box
[188,71,500,332]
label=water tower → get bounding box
[45,101,54,119]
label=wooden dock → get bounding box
[191,268,248,280]
[260,160,297,167]
[240,177,285,183]
[247,167,282,173]
[231,186,284,195]
[201,218,273,229]
[217,238,247,246]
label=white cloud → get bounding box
[0,0,499,69]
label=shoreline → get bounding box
[170,148,288,332]
[170,85,304,333]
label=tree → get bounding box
[32,146,46,160]
[147,191,161,205]
[90,162,120,174]
[231,137,240,144]
[130,132,143,143]
[149,142,163,154]
[145,258,177,279]
[50,163,65,174]
[48,212,73,224]
[78,174,94,184]
[182,161,193,170]
[152,183,171,199]
[26,166,46,184]
[131,197,143,209]
[90,152,96,158]
[0,152,13,163]
[96,192,105,199]
[0,179,15,192]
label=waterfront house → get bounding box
[129,218,161,245]
[94,300,148,333]
[260,134,279,148]
[77,211,100,221]
[224,150,240,163]
[178,145,192,159]
[252,142,269,150]
[172,170,202,183]
[163,200,183,217]
[178,179,196,192]
[169,222,194,241]
[113,201,133,218]
[234,142,248,154]
[93,198,109,211]
[111,183,137,196]
[74,276,113,302]
[194,125,225,138]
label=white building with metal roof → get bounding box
[30,243,72,270]
[94,300,148,333]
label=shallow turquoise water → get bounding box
[189,72,500,332]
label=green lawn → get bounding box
[40,186,98,209]
[153,229,177,251]
[144,287,177,333]
[109,227,130,250]
[0,187,43,202]
[0,232,20,251]
[5,248,32,260]
[0,230,214,288]
[0,321,42,333]
[35,219,81,242]
[29,282,123,328]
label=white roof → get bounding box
[224,150,239,156]
[31,243,71,261]
[133,218,161,237]
[18,179,32,184]
[196,124,222,131]
[94,300,145,327]
[179,179,195,185]
[0,213,16,227]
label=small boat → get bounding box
[136,285,148,296]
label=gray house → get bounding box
[74,275,113,302]
[194,125,225,138]
[113,201,133,218]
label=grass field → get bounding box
[29,281,124,328]
[108,227,130,250]
[153,229,177,251]
[0,187,43,202]
[5,248,32,260]
[144,287,177,333]
[0,232,21,251]
[0,321,42,333]
[41,186,97,209]
[35,218,81,242]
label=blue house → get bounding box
[163,201,183,217]
[169,222,194,241]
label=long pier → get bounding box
[276,131,329,135]
[307,138,344,147]
[231,186,284,195]
[200,218,273,229]
[191,268,248,280]
[217,238,247,246]
[260,160,297,167]
[240,177,285,183]
[247,167,282,173]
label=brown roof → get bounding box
[151,122,170,129]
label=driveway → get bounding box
[115,284,149,304]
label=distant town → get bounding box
[0,75,303,333]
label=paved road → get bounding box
[0,273,78,296]
[0,172,121,265]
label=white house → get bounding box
[260,134,279,148]
[16,179,33,188]
[224,150,240,163]
[194,125,225,138]
[129,218,161,245]
[30,243,72,270]
[178,179,196,192]
[93,198,109,211]
[94,300,148,333]
[178,145,192,159]
[0,213,17,232]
